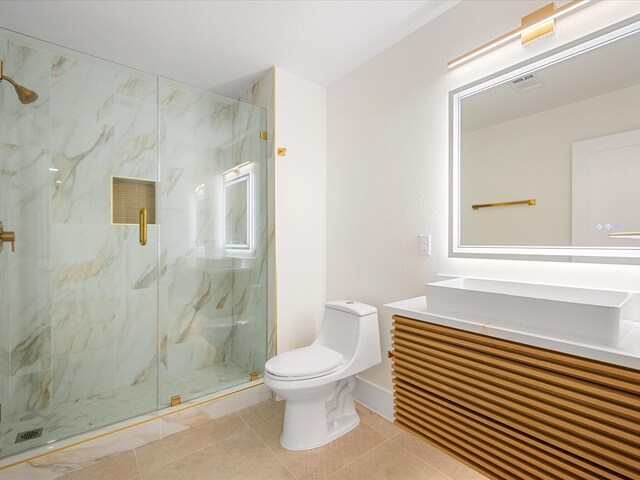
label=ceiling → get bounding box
[0,0,458,98]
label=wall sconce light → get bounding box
[447,0,593,69]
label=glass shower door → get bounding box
[0,30,159,457]
[158,79,268,406]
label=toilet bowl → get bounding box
[264,300,381,450]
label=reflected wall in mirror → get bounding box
[451,18,640,261]
[225,172,251,250]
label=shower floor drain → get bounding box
[15,428,42,443]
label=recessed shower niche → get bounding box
[112,176,157,225]
[0,27,270,458]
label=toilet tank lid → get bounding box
[325,300,377,317]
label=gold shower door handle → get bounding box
[139,208,147,246]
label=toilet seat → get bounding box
[265,345,343,380]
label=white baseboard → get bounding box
[353,376,393,421]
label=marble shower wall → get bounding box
[230,69,275,373]
[49,53,158,410]
[0,38,53,426]
[0,29,159,458]
[159,80,269,404]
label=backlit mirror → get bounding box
[225,172,251,250]
[450,19,640,262]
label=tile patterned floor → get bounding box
[56,400,488,480]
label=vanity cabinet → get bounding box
[391,315,640,480]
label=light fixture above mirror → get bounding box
[449,17,640,263]
[448,0,594,69]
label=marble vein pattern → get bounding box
[50,116,114,224]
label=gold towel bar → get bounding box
[472,199,536,210]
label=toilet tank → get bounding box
[315,301,380,371]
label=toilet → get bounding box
[264,300,381,450]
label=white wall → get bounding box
[275,68,327,353]
[461,84,640,246]
[326,1,640,391]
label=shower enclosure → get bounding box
[0,28,269,458]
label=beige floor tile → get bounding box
[355,403,400,439]
[253,416,386,479]
[237,398,284,428]
[57,451,139,480]
[328,440,452,480]
[393,430,488,480]
[134,412,248,473]
[141,428,292,480]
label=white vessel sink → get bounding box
[426,278,639,346]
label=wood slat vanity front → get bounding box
[391,315,640,480]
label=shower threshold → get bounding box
[0,363,263,466]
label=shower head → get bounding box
[0,60,39,105]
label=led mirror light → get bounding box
[447,0,593,69]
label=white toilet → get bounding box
[264,300,381,450]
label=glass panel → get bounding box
[0,29,158,457]
[158,79,267,406]
[0,26,268,459]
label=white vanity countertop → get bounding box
[385,296,640,371]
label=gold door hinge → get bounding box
[277,147,287,157]
[259,131,268,140]
[170,395,181,407]
[251,371,259,381]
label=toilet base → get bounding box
[276,377,359,451]
[280,412,359,451]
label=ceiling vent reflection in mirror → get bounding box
[511,74,543,92]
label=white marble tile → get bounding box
[0,37,9,61]
[114,96,157,180]
[0,300,9,377]
[51,299,115,333]
[0,143,50,259]
[8,259,51,376]
[115,72,156,104]
[0,375,9,422]
[115,289,157,389]
[50,55,116,125]
[51,347,115,405]
[8,369,51,416]
[51,223,116,300]
[165,339,212,377]
[0,43,50,148]
[52,324,114,356]
[50,116,114,224]
[114,226,158,291]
